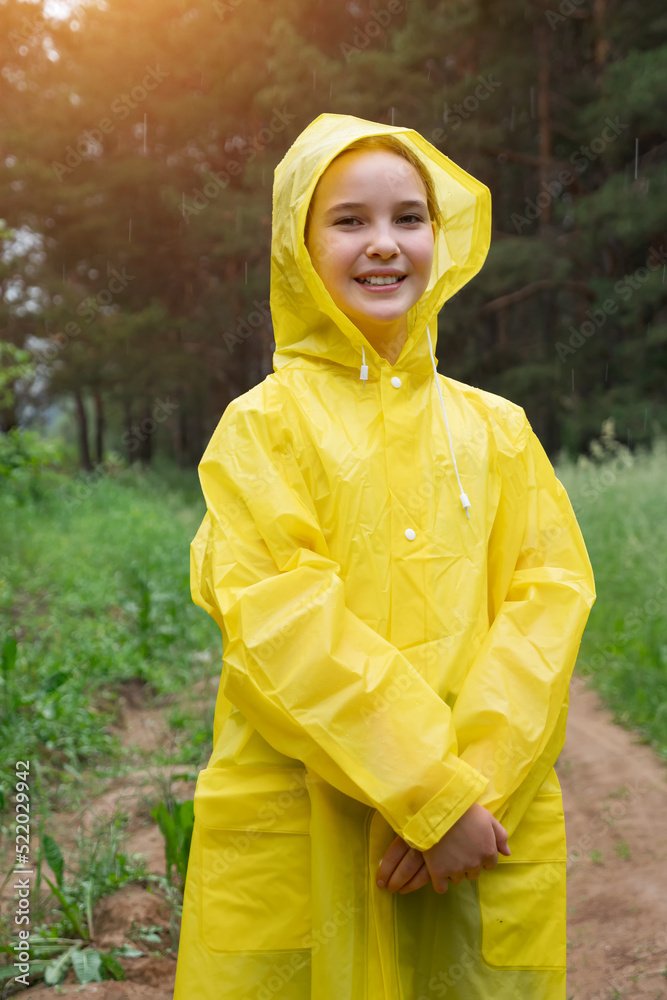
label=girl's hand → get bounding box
[423,803,510,894]
[376,834,432,894]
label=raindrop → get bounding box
[144,113,147,155]
[634,138,638,181]
[391,107,395,125]
[128,218,132,242]
[245,261,248,284]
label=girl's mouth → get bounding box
[354,275,407,291]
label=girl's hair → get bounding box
[305,134,444,241]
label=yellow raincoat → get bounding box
[173,113,596,1000]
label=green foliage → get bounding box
[0,341,35,410]
[0,461,218,808]
[0,813,149,988]
[0,428,65,503]
[151,798,195,890]
[614,840,631,861]
[556,423,667,760]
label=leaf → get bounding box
[71,947,103,984]
[44,945,75,985]
[43,876,89,941]
[138,931,162,943]
[1,635,17,677]
[81,878,95,939]
[115,944,144,957]
[42,834,64,887]
[44,669,68,693]
[0,959,49,982]
[99,950,126,980]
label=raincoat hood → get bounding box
[270,112,491,380]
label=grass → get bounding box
[0,807,181,990]
[0,450,220,818]
[555,420,667,761]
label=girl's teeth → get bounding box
[358,275,405,285]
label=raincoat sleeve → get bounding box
[191,387,489,853]
[452,412,596,837]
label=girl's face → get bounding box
[305,149,436,356]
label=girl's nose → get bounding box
[365,232,400,258]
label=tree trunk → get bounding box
[137,402,153,467]
[0,405,18,433]
[73,390,93,471]
[93,391,104,464]
[534,18,552,229]
[174,405,187,468]
[593,0,609,68]
[123,397,134,464]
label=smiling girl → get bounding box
[304,139,438,365]
[173,113,596,1000]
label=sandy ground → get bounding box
[560,676,667,998]
[5,673,667,999]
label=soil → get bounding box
[559,675,667,998]
[4,673,667,999]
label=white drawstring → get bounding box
[426,326,471,518]
[359,345,368,386]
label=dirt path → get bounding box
[559,676,667,998]
[9,675,667,999]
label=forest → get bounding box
[1,0,665,468]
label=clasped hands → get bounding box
[376,802,511,895]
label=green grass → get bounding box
[555,425,667,761]
[0,454,220,814]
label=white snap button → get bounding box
[405,528,416,540]
[390,376,402,388]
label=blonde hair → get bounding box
[305,134,444,241]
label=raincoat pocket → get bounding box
[195,765,312,953]
[477,781,567,971]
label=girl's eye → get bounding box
[333,214,425,226]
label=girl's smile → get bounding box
[354,271,408,290]
[305,148,436,363]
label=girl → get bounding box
[173,113,596,1000]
